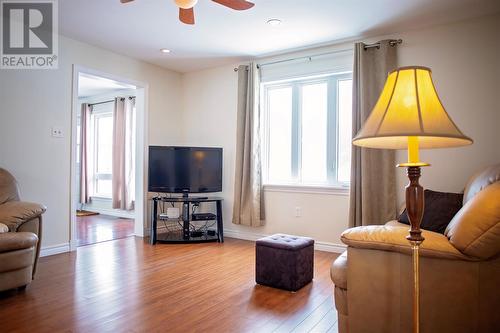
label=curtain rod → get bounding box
[233,48,351,72]
[88,100,114,106]
[233,39,402,72]
[364,38,402,50]
[87,96,136,106]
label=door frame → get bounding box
[70,65,149,250]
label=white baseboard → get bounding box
[314,241,347,253]
[69,239,79,252]
[40,243,70,257]
[224,229,266,242]
[82,199,135,219]
[224,229,346,254]
[82,207,135,219]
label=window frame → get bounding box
[261,71,352,189]
[90,107,113,199]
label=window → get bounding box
[90,103,113,198]
[262,73,352,187]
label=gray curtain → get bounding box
[79,103,92,204]
[349,40,398,227]
[232,63,265,226]
[112,97,136,211]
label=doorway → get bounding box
[70,66,148,249]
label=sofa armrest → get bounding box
[0,201,46,231]
[341,226,475,261]
[0,232,38,253]
[331,251,347,289]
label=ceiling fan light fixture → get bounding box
[122,0,254,26]
[160,48,171,54]
[174,0,198,9]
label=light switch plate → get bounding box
[51,127,63,138]
[295,206,301,217]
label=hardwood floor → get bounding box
[0,237,339,333]
[76,214,134,247]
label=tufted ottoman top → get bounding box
[256,233,314,250]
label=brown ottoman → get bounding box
[255,234,314,291]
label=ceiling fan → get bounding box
[120,0,255,25]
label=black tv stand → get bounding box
[181,193,208,200]
[150,196,224,244]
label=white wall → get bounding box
[179,14,500,249]
[394,14,500,195]
[0,35,182,250]
[1,14,498,252]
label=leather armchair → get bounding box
[0,168,45,281]
[0,231,39,291]
[331,164,500,333]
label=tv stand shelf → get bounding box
[150,196,224,244]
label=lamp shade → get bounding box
[353,66,472,149]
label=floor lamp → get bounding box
[352,66,472,333]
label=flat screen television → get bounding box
[148,146,223,194]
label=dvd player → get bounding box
[191,213,217,221]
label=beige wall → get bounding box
[180,14,500,249]
[0,35,182,249]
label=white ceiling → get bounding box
[78,73,136,98]
[60,0,500,73]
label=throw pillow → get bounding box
[398,189,463,234]
[0,222,8,233]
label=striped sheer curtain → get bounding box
[112,97,136,210]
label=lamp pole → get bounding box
[405,166,425,333]
[398,137,427,333]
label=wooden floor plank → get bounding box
[0,237,339,332]
[291,296,334,332]
[309,307,338,333]
[76,214,134,246]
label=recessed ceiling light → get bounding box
[267,19,282,26]
[160,48,171,54]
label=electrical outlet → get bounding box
[295,206,301,217]
[51,127,64,138]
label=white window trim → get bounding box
[264,184,349,196]
[261,71,352,190]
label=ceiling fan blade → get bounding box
[179,7,195,25]
[120,0,135,3]
[211,0,254,10]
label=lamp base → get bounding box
[399,166,426,243]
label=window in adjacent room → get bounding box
[90,102,113,198]
[262,71,353,188]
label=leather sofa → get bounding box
[0,168,45,291]
[331,164,500,333]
